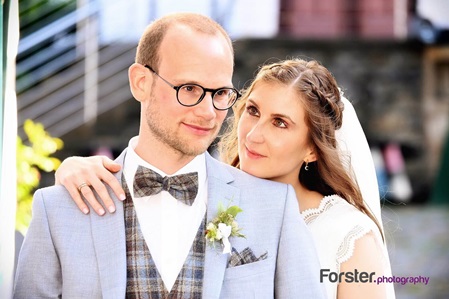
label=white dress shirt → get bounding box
[123,136,208,291]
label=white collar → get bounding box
[123,136,207,204]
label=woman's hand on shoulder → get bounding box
[55,156,125,216]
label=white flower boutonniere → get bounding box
[205,202,245,254]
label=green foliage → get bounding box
[16,119,63,234]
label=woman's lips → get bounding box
[245,146,266,159]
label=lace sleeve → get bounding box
[336,225,373,270]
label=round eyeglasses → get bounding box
[144,65,241,110]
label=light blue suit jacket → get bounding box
[14,150,325,298]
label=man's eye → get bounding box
[183,85,197,92]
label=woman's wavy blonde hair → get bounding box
[219,58,383,239]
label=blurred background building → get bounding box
[14,0,449,298]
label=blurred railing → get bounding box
[17,0,136,139]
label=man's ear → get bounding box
[129,63,150,102]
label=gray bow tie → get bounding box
[133,165,198,206]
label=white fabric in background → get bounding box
[0,1,19,298]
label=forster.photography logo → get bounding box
[320,269,430,286]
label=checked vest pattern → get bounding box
[123,176,206,299]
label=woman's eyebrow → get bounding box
[271,113,296,125]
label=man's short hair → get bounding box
[136,13,234,71]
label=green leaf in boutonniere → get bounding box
[205,201,245,254]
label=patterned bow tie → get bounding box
[133,165,199,206]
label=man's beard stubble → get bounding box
[145,94,219,157]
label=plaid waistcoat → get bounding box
[123,177,206,299]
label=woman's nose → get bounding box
[246,122,264,144]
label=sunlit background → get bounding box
[4,0,449,298]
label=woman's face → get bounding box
[237,81,315,185]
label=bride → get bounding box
[55,59,395,298]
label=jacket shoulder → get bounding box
[32,185,79,211]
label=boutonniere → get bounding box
[205,201,245,254]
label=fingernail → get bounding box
[99,208,105,215]
[119,194,126,201]
[108,206,116,213]
[82,208,89,215]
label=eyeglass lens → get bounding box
[177,84,238,109]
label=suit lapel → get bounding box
[203,153,240,299]
[90,150,128,297]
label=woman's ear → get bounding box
[305,149,317,163]
[129,63,150,102]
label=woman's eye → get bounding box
[246,105,259,116]
[273,118,287,128]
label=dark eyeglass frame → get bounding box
[143,65,240,110]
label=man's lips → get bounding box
[183,123,214,134]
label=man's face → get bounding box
[142,25,234,158]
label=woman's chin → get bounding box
[240,163,267,179]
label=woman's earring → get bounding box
[305,161,309,171]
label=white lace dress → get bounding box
[301,195,395,299]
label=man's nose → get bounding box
[194,92,216,119]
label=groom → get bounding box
[14,13,325,298]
